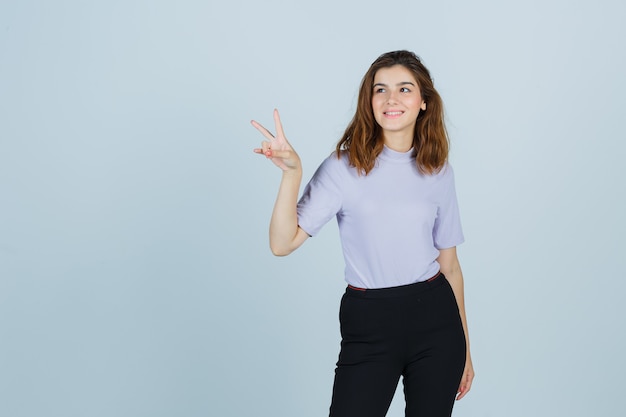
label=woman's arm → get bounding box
[268,169,309,256]
[437,246,475,400]
[252,109,309,256]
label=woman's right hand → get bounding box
[251,109,301,172]
[251,109,308,256]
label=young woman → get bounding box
[251,50,474,417]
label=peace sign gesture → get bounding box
[251,109,301,172]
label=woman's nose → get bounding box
[386,92,398,104]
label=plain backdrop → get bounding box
[1,1,625,416]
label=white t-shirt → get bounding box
[297,145,464,289]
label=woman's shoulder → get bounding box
[444,162,456,175]
[317,150,351,172]
[307,150,353,184]
[435,161,456,178]
[424,162,457,188]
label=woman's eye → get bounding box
[400,87,410,93]
[375,88,385,93]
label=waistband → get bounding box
[346,272,445,299]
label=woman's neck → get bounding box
[382,131,413,153]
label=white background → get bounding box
[1,1,625,416]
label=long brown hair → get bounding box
[336,50,449,175]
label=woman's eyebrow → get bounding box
[373,81,416,88]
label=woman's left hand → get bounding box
[456,353,475,400]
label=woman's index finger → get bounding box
[250,119,276,142]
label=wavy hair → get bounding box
[336,50,449,175]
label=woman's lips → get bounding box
[383,111,404,118]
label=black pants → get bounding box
[329,274,466,417]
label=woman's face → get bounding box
[371,65,426,140]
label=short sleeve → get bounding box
[297,154,344,237]
[432,165,465,249]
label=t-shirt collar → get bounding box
[379,144,415,162]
